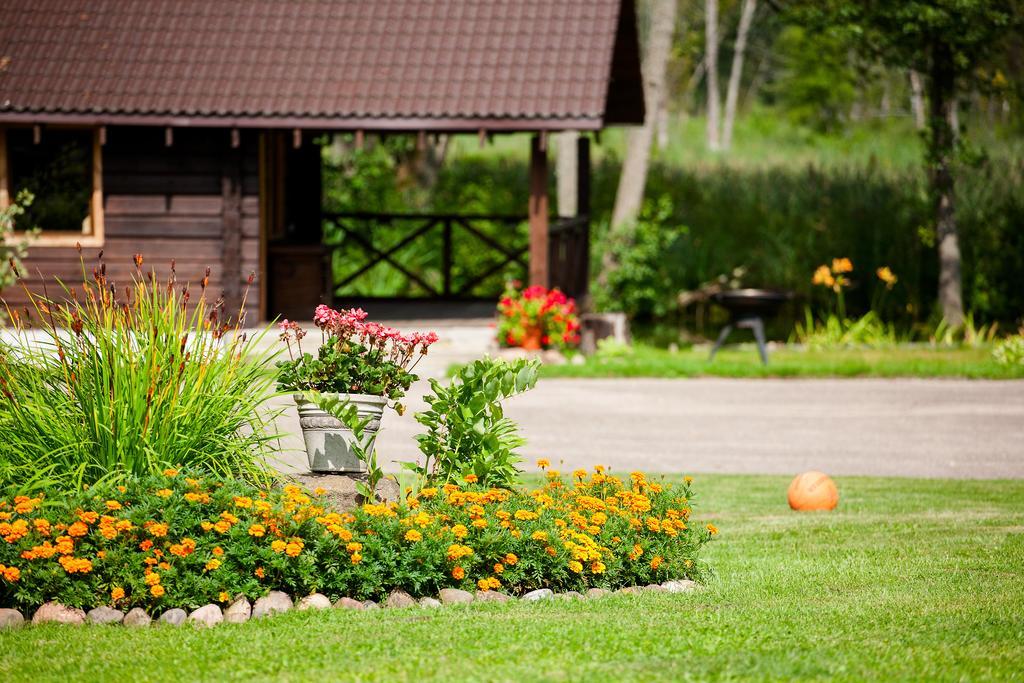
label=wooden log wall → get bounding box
[7,127,262,322]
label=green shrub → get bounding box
[993,333,1024,366]
[406,358,540,489]
[0,255,278,489]
[0,468,715,610]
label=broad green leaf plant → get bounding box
[404,357,540,489]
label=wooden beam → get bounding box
[231,128,240,148]
[528,134,549,288]
[293,128,302,148]
[32,125,41,144]
[355,129,365,150]
[98,126,107,146]
[164,127,173,147]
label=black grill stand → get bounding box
[709,315,769,365]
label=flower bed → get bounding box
[497,283,581,351]
[0,467,714,613]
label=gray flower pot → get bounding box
[294,393,387,473]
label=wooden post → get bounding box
[577,135,591,299]
[528,134,549,288]
[221,147,244,317]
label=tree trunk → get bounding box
[705,0,721,151]
[909,70,926,130]
[555,131,579,218]
[602,0,678,286]
[721,0,756,151]
[656,97,671,151]
[928,43,964,327]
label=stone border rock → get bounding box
[0,580,701,630]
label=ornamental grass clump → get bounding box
[0,253,278,490]
[0,467,714,610]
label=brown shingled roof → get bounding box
[0,0,643,131]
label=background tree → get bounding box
[786,0,1019,326]
[721,0,758,150]
[704,0,722,150]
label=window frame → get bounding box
[0,126,105,247]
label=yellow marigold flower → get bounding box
[219,591,231,603]
[628,544,643,561]
[205,559,221,571]
[477,578,490,591]
[572,469,587,479]
[419,488,438,499]
[163,468,179,477]
[504,553,518,566]
[568,560,583,574]
[684,476,693,485]
[546,470,560,480]
[452,524,468,540]
[877,266,898,289]
[451,566,465,580]
[468,504,485,518]
[337,528,353,542]
[812,265,835,288]
[536,459,550,469]
[148,523,169,538]
[117,486,127,494]
[213,521,232,534]
[514,510,538,521]
[111,587,125,601]
[233,496,252,509]
[487,577,501,589]
[271,540,287,553]
[493,563,504,574]
[591,561,606,574]
[530,531,548,542]
[594,465,606,474]
[650,555,664,570]
[105,500,122,511]
[471,519,488,529]
[496,511,511,521]
[591,512,607,526]
[832,257,853,274]
[212,546,224,556]
[67,521,89,537]
[200,521,214,532]
[404,529,423,542]
[706,523,719,535]
[156,489,173,499]
[150,584,165,597]
[248,524,266,537]
[144,571,161,586]
[414,512,432,528]
[646,517,661,533]
[346,542,363,553]
[350,552,363,564]
[464,474,479,483]
[285,541,303,557]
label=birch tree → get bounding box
[721,0,758,151]
[705,0,722,151]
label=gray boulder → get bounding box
[297,593,332,611]
[158,608,187,626]
[475,591,512,603]
[438,588,474,605]
[223,597,252,624]
[333,597,364,610]
[361,600,380,610]
[521,589,554,602]
[123,608,152,628]
[586,588,610,599]
[419,597,442,608]
[385,590,417,608]
[33,602,86,625]
[87,606,125,625]
[252,591,293,619]
[661,580,700,593]
[0,608,25,629]
[188,604,223,628]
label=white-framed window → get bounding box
[0,126,104,246]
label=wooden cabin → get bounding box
[0,0,643,321]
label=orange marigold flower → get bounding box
[346,542,362,553]
[139,539,154,551]
[144,571,161,586]
[2,565,20,582]
[219,591,231,603]
[706,523,719,535]
[78,511,99,524]
[105,500,122,511]
[233,496,252,508]
[150,584,165,598]
[650,555,664,570]
[111,587,125,601]
[471,519,488,529]
[163,468,179,477]
[248,524,266,537]
[285,541,303,557]
[477,578,491,591]
[254,567,265,579]
[155,489,173,499]
[158,561,171,571]
[33,518,51,535]
[350,552,363,564]
[530,531,548,542]
[536,459,550,469]
[148,523,168,538]
[67,521,89,537]
[568,560,583,573]
[271,540,287,553]
[451,565,465,580]
[493,563,504,574]
[464,474,478,484]
[452,524,468,540]
[504,553,518,565]
[404,529,423,542]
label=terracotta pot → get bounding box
[520,325,543,351]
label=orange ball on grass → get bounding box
[787,471,839,511]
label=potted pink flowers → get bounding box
[277,305,437,474]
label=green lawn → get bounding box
[2,474,1022,681]
[540,345,1024,380]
